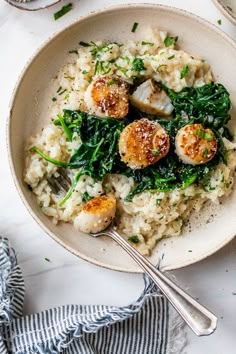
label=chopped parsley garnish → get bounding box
[45,257,51,262]
[115,64,128,76]
[107,78,119,86]
[69,50,78,54]
[94,60,111,75]
[204,132,214,140]
[120,56,131,64]
[57,86,68,96]
[131,58,146,73]
[82,70,88,74]
[203,148,209,157]
[164,35,178,47]
[128,235,139,243]
[196,129,205,139]
[141,41,154,46]
[196,129,213,140]
[217,19,222,25]
[64,93,70,100]
[82,192,92,202]
[156,198,162,205]
[152,149,160,155]
[54,3,73,21]
[94,60,103,75]
[79,41,91,47]
[90,42,113,58]
[131,22,139,33]
[168,55,175,60]
[64,74,74,80]
[180,65,189,79]
[80,42,121,77]
[52,97,57,102]
[58,88,67,96]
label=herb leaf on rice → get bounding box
[30,82,233,204]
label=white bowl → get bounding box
[7,4,236,273]
[5,0,61,11]
[212,0,236,26]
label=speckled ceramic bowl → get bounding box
[5,0,61,11]
[212,0,236,26]
[7,4,236,273]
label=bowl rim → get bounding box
[212,0,236,26]
[4,0,61,12]
[6,2,236,273]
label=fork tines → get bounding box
[47,168,71,194]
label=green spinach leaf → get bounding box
[31,82,233,204]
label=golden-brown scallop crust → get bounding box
[119,118,170,169]
[90,76,129,119]
[82,195,116,214]
[175,123,217,164]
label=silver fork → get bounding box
[48,168,217,336]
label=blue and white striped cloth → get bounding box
[0,238,186,354]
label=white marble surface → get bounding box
[1,0,236,353]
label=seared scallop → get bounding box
[84,76,129,119]
[119,118,170,169]
[75,195,116,233]
[175,124,217,165]
[130,79,174,116]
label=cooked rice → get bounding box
[24,28,236,255]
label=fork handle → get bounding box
[104,227,217,336]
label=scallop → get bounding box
[84,75,129,119]
[175,123,217,165]
[119,118,170,169]
[75,195,116,233]
[130,79,174,116]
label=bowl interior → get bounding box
[8,4,236,272]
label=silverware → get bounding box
[91,225,217,336]
[47,167,71,194]
[48,168,218,336]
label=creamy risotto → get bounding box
[24,28,236,255]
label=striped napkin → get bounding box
[0,238,186,354]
